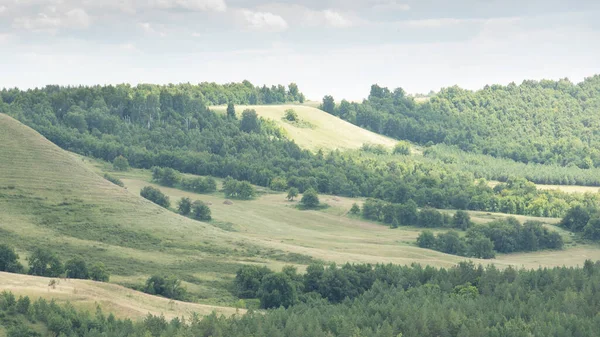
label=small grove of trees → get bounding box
[560,205,600,240]
[362,199,473,230]
[417,217,563,258]
[223,177,256,200]
[1,246,110,281]
[177,198,211,221]
[300,188,320,209]
[140,186,170,208]
[144,275,186,300]
[112,155,130,171]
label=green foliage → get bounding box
[223,177,256,200]
[181,176,217,194]
[258,272,298,309]
[300,188,320,208]
[112,155,129,171]
[226,103,236,119]
[27,248,63,277]
[103,173,124,187]
[89,262,110,282]
[361,143,389,155]
[393,141,411,155]
[452,210,473,230]
[584,218,600,241]
[191,201,211,221]
[65,257,89,279]
[234,265,273,298]
[269,176,288,191]
[151,167,180,187]
[144,275,186,300]
[416,230,435,249]
[326,77,600,169]
[286,187,299,201]
[240,109,261,133]
[177,197,192,215]
[560,205,595,232]
[284,109,298,122]
[140,186,170,208]
[0,244,23,273]
[321,95,335,114]
[350,203,361,215]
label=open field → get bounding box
[488,180,600,194]
[0,272,241,319]
[212,104,397,151]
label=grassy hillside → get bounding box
[213,104,397,151]
[0,272,240,319]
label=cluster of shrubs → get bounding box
[140,186,170,208]
[418,218,564,259]
[103,173,124,187]
[223,177,256,200]
[361,199,473,230]
[142,275,186,301]
[177,197,211,221]
[151,166,217,194]
[560,205,600,240]
[0,245,109,282]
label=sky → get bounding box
[1,0,599,100]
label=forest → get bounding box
[322,76,600,170]
[4,261,600,336]
[2,83,595,218]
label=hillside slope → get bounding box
[0,272,240,319]
[214,104,397,151]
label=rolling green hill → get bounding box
[213,104,397,151]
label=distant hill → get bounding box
[213,104,396,151]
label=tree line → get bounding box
[0,245,109,282]
[322,76,600,169]
[417,217,563,258]
[5,260,600,336]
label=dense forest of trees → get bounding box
[5,261,600,336]
[323,76,600,169]
[1,83,599,218]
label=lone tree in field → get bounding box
[140,186,170,208]
[192,201,212,221]
[301,188,320,208]
[284,109,298,122]
[112,155,130,171]
[286,187,299,201]
[177,197,192,215]
[226,103,236,119]
[0,244,24,273]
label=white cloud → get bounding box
[402,18,466,28]
[0,33,12,43]
[323,10,353,28]
[0,5,7,14]
[150,0,226,12]
[65,8,91,28]
[13,8,91,33]
[372,0,410,11]
[138,22,167,36]
[241,9,288,32]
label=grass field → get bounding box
[0,272,241,319]
[3,113,600,320]
[488,180,600,194]
[212,104,397,151]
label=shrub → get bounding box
[417,230,436,248]
[103,173,124,187]
[89,262,110,282]
[177,197,192,215]
[192,201,211,221]
[350,203,361,215]
[300,188,320,209]
[140,186,170,208]
[112,155,129,171]
[284,109,298,121]
[0,244,23,273]
[65,257,89,279]
[393,141,411,155]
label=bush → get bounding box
[259,273,298,309]
[177,197,192,215]
[151,167,181,187]
[0,244,23,273]
[28,248,63,277]
[452,210,473,230]
[234,265,273,298]
[89,262,110,282]
[112,155,129,171]
[300,188,320,209]
[286,187,299,201]
[417,230,436,248]
[223,177,256,200]
[361,143,388,155]
[192,201,211,221]
[350,203,361,215]
[144,275,186,300]
[65,257,89,279]
[284,109,298,122]
[103,173,124,187]
[140,186,170,208]
[393,141,411,155]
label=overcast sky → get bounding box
[1,0,599,100]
